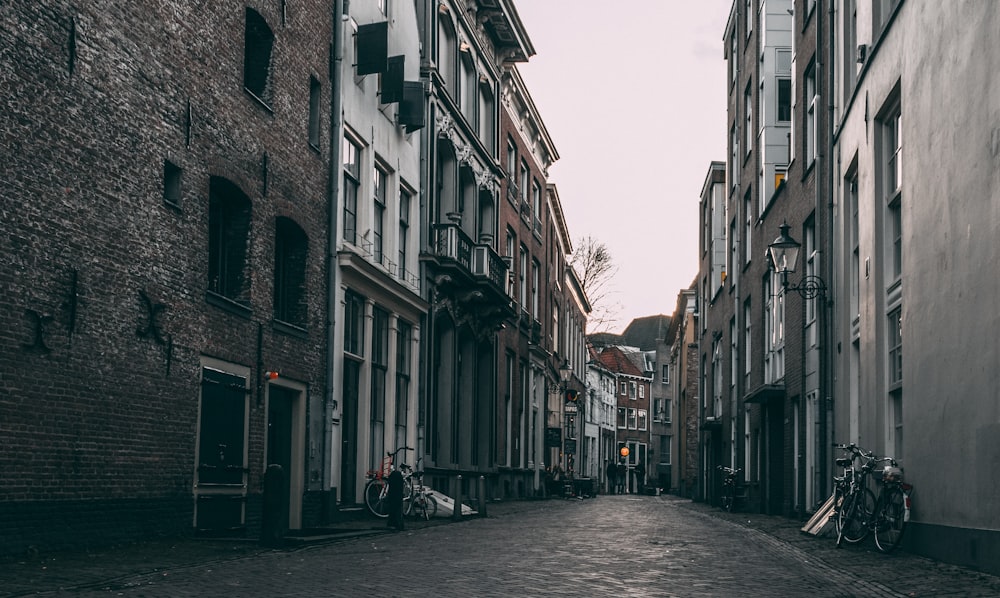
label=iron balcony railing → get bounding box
[431,222,512,300]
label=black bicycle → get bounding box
[717,465,749,512]
[835,445,913,552]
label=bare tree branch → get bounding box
[570,236,621,333]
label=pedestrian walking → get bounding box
[616,459,627,495]
[387,466,405,531]
[605,460,616,495]
[635,460,646,495]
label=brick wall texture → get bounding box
[1,0,334,553]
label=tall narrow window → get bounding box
[163,160,182,207]
[395,320,411,451]
[343,137,361,244]
[518,245,527,310]
[398,188,411,281]
[531,259,540,319]
[243,8,275,105]
[777,78,791,121]
[208,177,252,306]
[744,82,753,157]
[308,77,321,149]
[806,64,817,165]
[273,217,308,328]
[344,291,365,356]
[881,102,902,283]
[373,163,388,264]
[370,307,389,471]
[531,180,542,235]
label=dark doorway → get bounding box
[340,360,360,504]
[267,386,294,533]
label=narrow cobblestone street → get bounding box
[7,495,1000,597]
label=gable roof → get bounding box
[596,345,646,378]
[621,315,671,350]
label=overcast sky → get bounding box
[515,1,731,333]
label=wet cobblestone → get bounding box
[3,495,999,597]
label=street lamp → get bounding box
[767,221,827,299]
[558,360,573,389]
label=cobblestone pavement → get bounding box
[4,495,1000,597]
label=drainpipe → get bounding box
[823,0,838,499]
[324,0,345,519]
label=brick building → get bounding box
[2,0,337,551]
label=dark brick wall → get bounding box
[1,0,334,554]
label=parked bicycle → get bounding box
[717,465,749,512]
[363,446,413,518]
[405,460,438,521]
[833,443,913,552]
[832,443,876,546]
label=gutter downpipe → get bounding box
[324,0,345,519]
[823,0,837,499]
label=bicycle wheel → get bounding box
[721,483,735,512]
[364,479,389,518]
[839,488,875,544]
[874,486,907,552]
[421,494,438,520]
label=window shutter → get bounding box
[356,22,388,76]
[381,55,405,103]
[399,81,425,131]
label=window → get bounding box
[308,77,321,149]
[273,217,308,328]
[395,320,411,451]
[805,63,817,165]
[460,54,477,128]
[243,8,275,105]
[777,78,791,121]
[659,435,672,465]
[373,163,388,264]
[519,160,529,210]
[531,259,540,318]
[881,102,902,282]
[661,364,669,384]
[743,299,752,376]
[506,139,517,178]
[629,381,637,399]
[805,223,818,324]
[638,384,645,399]
[874,0,901,37]
[638,409,647,431]
[617,407,626,428]
[664,399,672,424]
[729,123,738,189]
[163,160,182,207]
[627,408,638,430]
[531,180,542,235]
[479,80,495,151]
[745,0,753,40]
[844,0,858,97]
[729,29,737,87]
[208,177,252,306]
[398,187,411,281]
[848,171,860,322]
[744,82,753,157]
[342,137,361,244]
[743,189,752,264]
[370,307,389,471]
[437,18,456,95]
[518,245,527,309]
[886,306,903,387]
[344,290,365,356]
[620,382,627,396]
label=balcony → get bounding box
[425,222,516,330]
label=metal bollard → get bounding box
[478,475,487,517]
[453,474,463,521]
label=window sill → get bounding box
[206,290,252,319]
[273,319,308,339]
[243,88,274,113]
